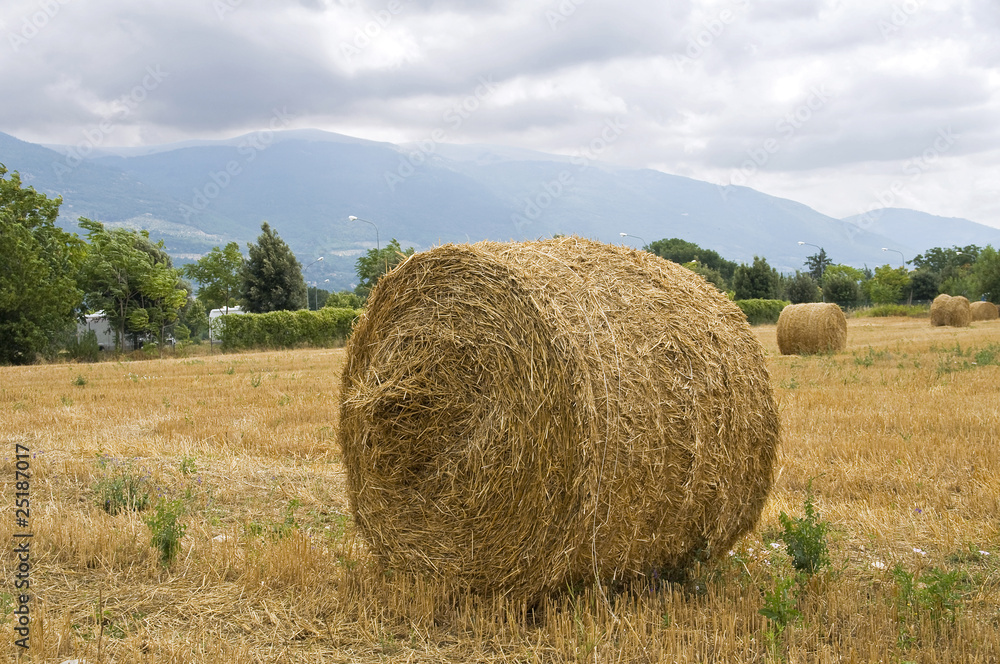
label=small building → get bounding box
[77,312,141,351]
[209,306,245,343]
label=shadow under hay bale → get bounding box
[931,294,972,327]
[970,300,999,322]
[338,237,779,600]
[775,302,847,355]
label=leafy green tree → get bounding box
[354,238,415,300]
[241,222,307,313]
[973,246,1000,303]
[183,242,243,312]
[0,166,86,364]
[822,267,862,308]
[785,271,822,304]
[733,256,779,300]
[804,248,832,281]
[648,238,737,282]
[683,261,729,293]
[80,219,187,349]
[863,265,910,305]
[909,269,940,302]
[325,290,364,309]
[179,299,209,340]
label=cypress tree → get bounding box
[241,222,307,313]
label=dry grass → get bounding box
[1,317,999,662]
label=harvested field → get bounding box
[1,316,999,662]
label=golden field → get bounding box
[1,317,999,663]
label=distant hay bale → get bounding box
[338,237,779,599]
[930,294,971,327]
[775,303,847,355]
[970,300,999,321]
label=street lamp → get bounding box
[349,215,379,252]
[303,256,324,310]
[881,247,905,267]
[619,232,646,246]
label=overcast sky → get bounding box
[2,0,999,228]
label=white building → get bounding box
[209,306,245,343]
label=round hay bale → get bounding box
[338,237,779,599]
[970,300,999,321]
[775,303,847,355]
[931,294,971,327]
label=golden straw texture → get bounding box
[931,294,972,327]
[338,237,779,600]
[970,300,999,321]
[775,302,847,355]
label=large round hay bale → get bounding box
[970,300,999,321]
[931,294,971,327]
[775,303,847,355]
[338,237,779,599]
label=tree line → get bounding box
[3,164,996,365]
[1,166,413,365]
[647,237,1000,308]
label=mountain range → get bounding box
[3,129,999,292]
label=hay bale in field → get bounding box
[338,237,779,599]
[930,294,971,327]
[970,300,999,321]
[775,303,847,355]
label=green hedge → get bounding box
[734,299,790,325]
[853,304,929,318]
[218,308,361,351]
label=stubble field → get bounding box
[1,317,998,663]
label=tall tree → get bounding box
[732,256,779,300]
[863,265,910,305]
[648,238,738,282]
[785,271,822,304]
[241,222,307,312]
[0,166,86,364]
[183,242,244,312]
[354,238,415,301]
[804,248,832,281]
[80,219,187,349]
[973,245,1000,303]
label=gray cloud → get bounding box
[1,0,998,226]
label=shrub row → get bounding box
[853,304,930,318]
[218,308,361,351]
[735,299,790,325]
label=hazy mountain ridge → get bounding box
[3,129,998,291]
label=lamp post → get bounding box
[798,241,826,301]
[881,247,905,268]
[303,256,324,310]
[619,232,646,247]
[349,216,379,252]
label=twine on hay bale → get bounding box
[930,294,972,327]
[970,300,999,322]
[775,302,847,356]
[338,237,779,599]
